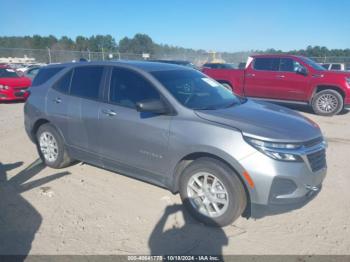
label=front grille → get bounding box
[307,149,326,172]
[303,137,323,148]
[14,87,28,91]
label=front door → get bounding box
[274,58,310,101]
[98,67,172,177]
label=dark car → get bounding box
[202,63,237,69]
[148,59,197,69]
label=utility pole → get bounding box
[87,49,91,61]
[47,47,52,64]
[102,47,105,61]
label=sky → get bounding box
[0,0,349,52]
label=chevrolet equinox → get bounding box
[24,61,327,226]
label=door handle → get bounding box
[53,97,62,104]
[102,109,117,117]
[276,75,285,78]
[246,73,255,77]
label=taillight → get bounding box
[23,89,31,99]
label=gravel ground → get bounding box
[0,102,350,255]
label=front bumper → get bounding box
[239,138,327,218]
[345,94,350,109]
[0,87,28,101]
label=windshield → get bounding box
[300,57,326,71]
[151,69,241,110]
[0,68,19,78]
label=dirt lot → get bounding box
[0,102,350,255]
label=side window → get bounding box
[109,68,160,109]
[52,70,72,94]
[70,66,104,100]
[253,58,280,71]
[279,58,295,72]
[32,67,64,86]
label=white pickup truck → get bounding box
[321,63,349,71]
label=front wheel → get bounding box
[179,157,247,227]
[311,89,343,116]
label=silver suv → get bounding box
[24,61,327,226]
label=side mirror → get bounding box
[136,99,169,114]
[295,66,308,76]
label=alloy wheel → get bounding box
[316,93,339,113]
[187,172,229,218]
[39,131,59,162]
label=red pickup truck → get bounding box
[202,54,350,116]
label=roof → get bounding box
[250,54,305,59]
[45,60,190,72]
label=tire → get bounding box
[36,123,74,168]
[179,157,247,227]
[311,89,343,116]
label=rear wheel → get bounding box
[311,89,343,116]
[179,157,247,227]
[36,123,75,168]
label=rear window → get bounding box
[32,67,64,86]
[322,64,330,69]
[253,58,280,71]
[70,66,104,100]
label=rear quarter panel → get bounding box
[202,68,245,95]
[24,84,49,141]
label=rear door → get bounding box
[46,69,73,141]
[97,67,172,177]
[244,57,281,99]
[67,65,106,153]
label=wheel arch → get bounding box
[171,152,252,218]
[310,85,345,103]
[31,118,50,141]
[31,119,66,144]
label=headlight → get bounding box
[346,77,350,85]
[0,84,9,90]
[244,136,302,162]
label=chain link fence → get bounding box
[1,47,350,66]
[0,47,249,66]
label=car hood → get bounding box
[317,70,350,77]
[0,77,32,88]
[195,100,322,143]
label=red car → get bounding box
[0,65,31,101]
[202,54,350,116]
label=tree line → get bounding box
[0,34,207,57]
[0,34,349,57]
